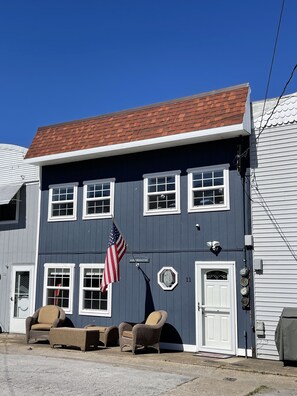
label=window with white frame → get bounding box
[79,264,111,316]
[48,183,78,221]
[43,264,75,314]
[83,179,115,219]
[187,164,230,212]
[143,171,181,216]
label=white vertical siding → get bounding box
[251,116,297,360]
[0,144,39,332]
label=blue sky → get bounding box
[0,0,296,148]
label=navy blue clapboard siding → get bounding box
[36,138,251,348]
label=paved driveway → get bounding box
[1,334,297,396]
[0,353,191,396]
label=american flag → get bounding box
[100,222,127,293]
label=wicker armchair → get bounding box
[26,305,66,344]
[119,310,167,354]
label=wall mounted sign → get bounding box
[157,266,178,291]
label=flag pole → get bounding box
[111,216,127,245]
[112,217,149,280]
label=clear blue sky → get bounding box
[0,0,296,148]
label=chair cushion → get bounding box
[38,305,59,325]
[122,330,133,338]
[145,311,162,326]
[31,323,53,330]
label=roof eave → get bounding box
[25,122,250,166]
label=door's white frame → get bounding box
[195,261,237,355]
[10,264,35,333]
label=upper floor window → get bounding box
[187,164,230,212]
[83,179,115,220]
[43,264,75,314]
[143,171,181,216]
[48,183,78,221]
[79,264,112,317]
[0,192,19,223]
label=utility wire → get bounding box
[258,0,286,134]
[256,63,297,142]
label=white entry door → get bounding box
[196,261,237,355]
[10,265,34,333]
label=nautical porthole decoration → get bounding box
[157,267,178,291]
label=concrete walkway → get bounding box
[1,333,297,395]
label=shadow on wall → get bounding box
[161,323,183,345]
[63,316,75,328]
[137,266,155,320]
[139,265,183,346]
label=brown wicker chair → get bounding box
[119,310,167,354]
[26,305,66,344]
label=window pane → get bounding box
[52,187,74,201]
[87,200,110,214]
[148,193,176,210]
[148,178,157,193]
[82,267,108,312]
[87,183,111,199]
[0,199,17,221]
[52,203,73,217]
[190,168,226,209]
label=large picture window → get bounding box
[43,264,75,314]
[48,183,78,221]
[79,264,111,317]
[143,171,181,216]
[187,164,230,212]
[83,179,115,219]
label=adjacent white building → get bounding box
[0,144,39,334]
[251,93,297,359]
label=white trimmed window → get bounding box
[79,264,112,317]
[143,171,181,216]
[43,264,75,314]
[83,179,115,220]
[48,183,78,221]
[187,164,230,212]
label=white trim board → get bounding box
[25,123,250,166]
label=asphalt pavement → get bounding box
[1,333,297,395]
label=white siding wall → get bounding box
[0,144,38,185]
[251,122,297,360]
[0,144,39,332]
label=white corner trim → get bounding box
[160,343,253,357]
[237,348,253,357]
[25,123,249,166]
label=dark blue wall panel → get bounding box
[36,138,252,350]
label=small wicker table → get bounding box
[49,327,99,351]
[84,325,119,347]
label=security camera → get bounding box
[195,224,200,230]
[207,241,222,255]
[212,241,221,248]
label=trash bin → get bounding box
[275,307,297,364]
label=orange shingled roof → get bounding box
[26,84,249,159]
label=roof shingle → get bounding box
[26,84,249,160]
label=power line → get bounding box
[256,63,297,142]
[258,0,286,134]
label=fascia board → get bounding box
[243,87,252,133]
[25,123,250,166]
